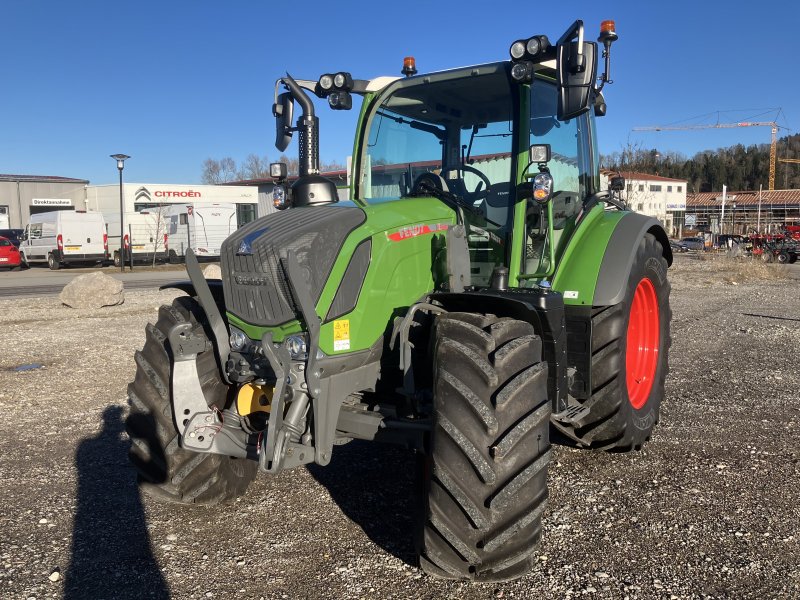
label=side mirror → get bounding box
[610,176,625,191]
[273,92,294,152]
[556,21,598,120]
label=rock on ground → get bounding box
[59,272,124,308]
[203,263,221,279]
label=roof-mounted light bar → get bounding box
[509,35,551,83]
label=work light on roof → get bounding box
[510,61,534,83]
[333,72,352,89]
[509,35,550,61]
[509,40,526,60]
[328,91,353,111]
[319,72,353,92]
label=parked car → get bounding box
[679,236,705,251]
[669,239,688,253]
[0,236,22,270]
[0,228,24,248]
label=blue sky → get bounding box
[1,0,797,185]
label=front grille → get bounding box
[221,206,365,327]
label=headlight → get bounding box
[229,329,248,351]
[285,334,308,359]
[526,37,540,56]
[273,186,287,209]
[532,172,554,204]
[319,74,334,91]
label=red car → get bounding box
[0,236,22,270]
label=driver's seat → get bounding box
[477,182,512,225]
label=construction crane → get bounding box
[779,157,800,188]
[633,120,779,190]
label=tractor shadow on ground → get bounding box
[306,440,419,567]
[65,406,169,600]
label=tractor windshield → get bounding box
[361,66,516,230]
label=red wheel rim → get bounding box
[626,277,660,410]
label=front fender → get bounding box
[551,207,671,307]
[593,212,672,305]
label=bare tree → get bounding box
[278,154,300,176]
[321,160,346,172]
[238,154,271,180]
[202,153,347,181]
[201,157,239,184]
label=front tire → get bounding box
[418,313,551,582]
[126,296,257,504]
[553,233,671,451]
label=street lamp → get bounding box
[110,154,130,272]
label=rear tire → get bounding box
[418,313,551,582]
[777,251,790,264]
[47,253,60,270]
[126,296,257,504]
[168,250,181,264]
[553,233,671,451]
[113,251,122,268]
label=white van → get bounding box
[20,211,107,270]
[105,211,169,267]
[161,203,237,261]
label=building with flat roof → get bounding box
[0,174,90,229]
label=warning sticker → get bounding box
[563,291,579,299]
[333,319,350,351]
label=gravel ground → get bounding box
[0,255,798,600]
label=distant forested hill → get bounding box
[601,133,800,192]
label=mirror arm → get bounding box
[556,20,585,73]
[281,73,315,117]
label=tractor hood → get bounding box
[221,205,366,327]
[221,198,457,348]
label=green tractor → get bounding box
[127,19,671,582]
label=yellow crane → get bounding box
[779,157,800,188]
[633,120,779,190]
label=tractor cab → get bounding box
[272,19,617,287]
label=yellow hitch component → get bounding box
[236,383,273,416]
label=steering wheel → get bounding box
[411,172,450,196]
[442,164,492,201]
